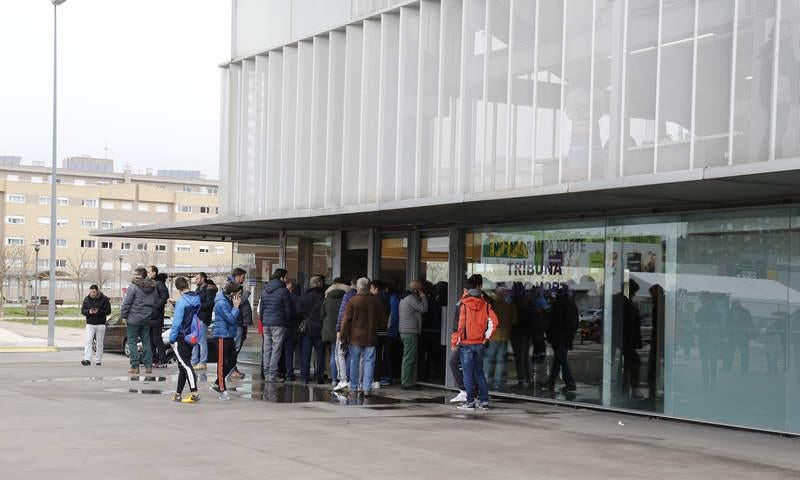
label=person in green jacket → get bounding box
[321,278,349,387]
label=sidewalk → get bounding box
[0,320,84,349]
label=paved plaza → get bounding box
[1,343,799,479]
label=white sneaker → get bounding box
[449,390,467,403]
[333,380,349,392]
[217,391,231,401]
[372,381,381,390]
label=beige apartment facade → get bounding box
[0,157,228,302]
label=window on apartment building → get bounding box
[55,259,67,268]
[38,217,50,225]
[55,239,68,248]
[101,201,114,209]
[199,246,209,254]
[5,216,24,225]
[80,240,96,249]
[120,242,132,251]
[121,262,131,271]
[5,237,24,246]
[101,262,112,270]
[182,186,193,193]
[121,202,133,210]
[155,204,169,213]
[37,238,49,247]
[31,176,43,183]
[75,179,86,186]
[176,205,192,213]
[80,261,96,269]
[101,241,113,250]
[175,245,192,254]
[155,244,167,252]
[137,203,149,212]
[96,181,110,186]
[214,246,225,255]
[39,196,50,205]
[57,197,69,206]
[200,206,210,214]
[101,221,113,229]
[81,199,97,208]
[6,175,19,182]
[136,243,147,251]
[215,207,219,214]
[56,218,68,227]
[37,259,49,269]
[120,222,133,228]
[80,219,97,228]
[6,194,25,203]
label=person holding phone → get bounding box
[81,285,112,366]
[211,282,242,400]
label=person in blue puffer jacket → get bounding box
[211,282,242,400]
[166,277,202,403]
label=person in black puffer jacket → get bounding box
[298,275,326,383]
[81,285,112,366]
[147,268,169,367]
[258,268,293,381]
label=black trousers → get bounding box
[150,325,166,364]
[449,349,464,390]
[215,338,236,392]
[173,340,197,394]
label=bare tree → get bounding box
[5,245,33,302]
[134,247,167,271]
[66,249,98,302]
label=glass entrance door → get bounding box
[418,234,449,384]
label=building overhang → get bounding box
[91,159,800,242]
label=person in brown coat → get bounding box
[340,277,388,395]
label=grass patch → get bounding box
[2,317,86,329]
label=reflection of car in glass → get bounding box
[579,309,603,344]
[100,313,176,364]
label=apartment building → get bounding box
[0,156,227,301]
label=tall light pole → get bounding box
[32,241,41,325]
[48,0,67,346]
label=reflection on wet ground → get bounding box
[28,376,171,383]
[105,388,169,395]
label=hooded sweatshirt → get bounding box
[150,273,170,327]
[259,278,293,328]
[213,290,240,338]
[121,276,158,326]
[451,289,500,348]
[227,275,253,327]
[321,287,347,342]
[168,290,201,344]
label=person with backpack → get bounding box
[212,282,242,400]
[192,272,215,370]
[450,278,500,410]
[167,276,202,403]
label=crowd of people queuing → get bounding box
[79,264,589,408]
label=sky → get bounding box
[0,0,231,179]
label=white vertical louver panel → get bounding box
[279,46,298,211]
[227,63,242,215]
[266,52,284,212]
[377,13,401,203]
[241,59,257,216]
[458,0,487,194]
[507,0,536,190]
[485,0,511,192]
[396,6,421,201]
[415,0,441,199]
[294,41,314,210]
[218,68,231,215]
[325,31,347,208]
[309,36,330,209]
[360,19,382,204]
[342,24,364,206]
[254,54,269,215]
[434,0,463,197]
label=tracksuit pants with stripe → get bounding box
[172,340,197,394]
[215,338,236,392]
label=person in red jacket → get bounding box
[451,278,500,410]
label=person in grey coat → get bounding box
[121,267,159,374]
[398,280,429,388]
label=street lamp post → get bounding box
[47,0,67,346]
[32,241,41,325]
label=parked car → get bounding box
[101,313,176,364]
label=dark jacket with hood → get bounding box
[121,276,158,326]
[197,282,218,325]
[259,278,293,327]
[298,287,325,338]
[547,292,579,350]
[321,286,347,342]
[150,273,170,327]
[227,275,253,327]
[81,292,112,326]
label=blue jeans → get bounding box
[301,336,324,382]
[484,341,508,389]
[284,336,298,380]
[348,345,376,392]
[549,345,575,387]
[262,326,286,379]
[460,343,489,405]
[190,323,208,365]
[326,341,337,382]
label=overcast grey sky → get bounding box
[0,0,230,179]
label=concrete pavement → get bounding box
[0,320,84,348]
[1,350,798,479]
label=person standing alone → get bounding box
[81,285,111,366]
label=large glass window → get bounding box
[379,236,408,292]
[464,222,606,404]
[419,235,450,385]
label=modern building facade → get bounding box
[100,0,800,435]
[1,156,227,301]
